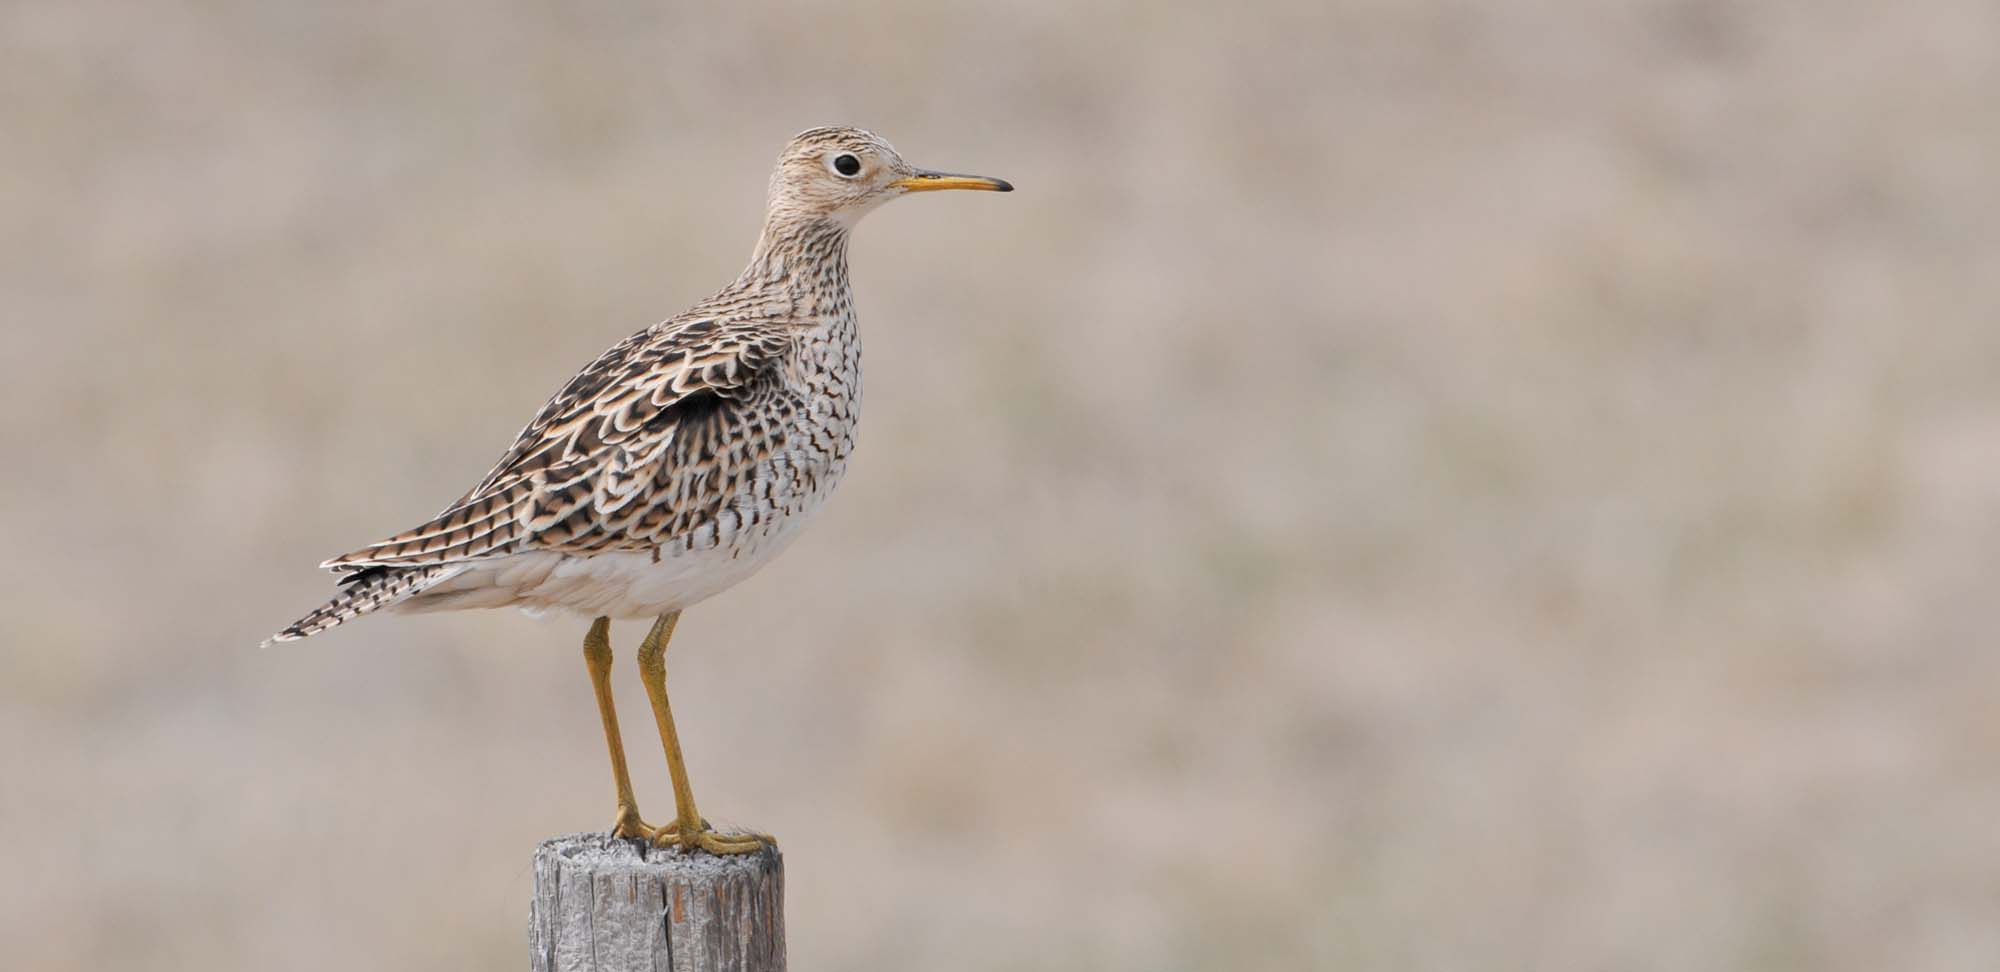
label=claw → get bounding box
[652,822,773,855]
[610,804,659,841]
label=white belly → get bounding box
[394,504,817,620]
[394,392,856,622]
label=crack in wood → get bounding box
[528,832,784,972]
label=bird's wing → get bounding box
[321,316,799,571]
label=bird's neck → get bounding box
[737,216,852,314]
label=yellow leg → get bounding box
[635,611,771,854]
[582,617,655,841]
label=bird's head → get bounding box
[763,127,1012,230]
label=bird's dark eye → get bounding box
[832,153,862,177]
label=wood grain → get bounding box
[530,833,784,972]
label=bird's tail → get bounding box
[262,564,460,647]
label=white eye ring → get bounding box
[828,152,863,178]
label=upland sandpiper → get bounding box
[266,128,1011,854]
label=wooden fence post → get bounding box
[529,832,785,972]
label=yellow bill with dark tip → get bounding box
[895,169,1014,193]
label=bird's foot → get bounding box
[650,817,774,855]
[608,803,660,842]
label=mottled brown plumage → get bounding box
[265,127,1010,855]
[267,128,1009,643]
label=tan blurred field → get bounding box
[3,1,1998,969]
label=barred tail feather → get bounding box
[262,564,461,647]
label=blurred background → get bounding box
[3,1,1997,969]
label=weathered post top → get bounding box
[530,833,785,972]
